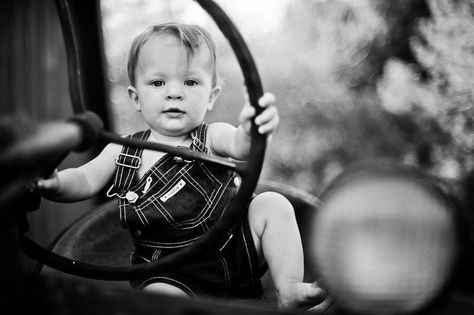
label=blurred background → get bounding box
[1,0,473,266]
[102,0,474,195]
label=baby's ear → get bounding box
[207,85,222,111]
[127,86,141,112]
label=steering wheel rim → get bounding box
[21,0,267,280]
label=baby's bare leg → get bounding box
[143,282,188,297]
[248,191,327,310]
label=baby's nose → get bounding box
[166,84,183,100]
[166,93,183,100]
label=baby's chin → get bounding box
[152,124,199,138]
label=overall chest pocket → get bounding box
[127,162,226,229]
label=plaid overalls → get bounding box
[108,123,265,298]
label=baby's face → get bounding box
[129,34,220,138]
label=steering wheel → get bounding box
[20,0,267,280]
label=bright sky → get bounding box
[102,0,293,37]
[209,0,293,35]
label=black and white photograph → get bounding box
[1,0,473,314]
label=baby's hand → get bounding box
[239,92,279,135]
[35,169,61,195]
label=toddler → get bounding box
[38,23,328,311]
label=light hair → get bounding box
[127,23,219,87]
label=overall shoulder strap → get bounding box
[108,129,150,229]
[190,123,210,154]
[109,129,150,193]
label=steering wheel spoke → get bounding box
[100,131,248,174]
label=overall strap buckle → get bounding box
[115,153,142,169]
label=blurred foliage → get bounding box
[101,0,473,199]
[261,0,432,194]
[377,0,474,190]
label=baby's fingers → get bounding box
[255,105,278,125]
[239,103,256,124]
[36,178,52,191]
[257,92,276,108]
[239,104,255,135]
[255,106,279,134]
[36,169,59,191]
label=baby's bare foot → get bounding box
[277,281,330,312]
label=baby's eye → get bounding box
[184,79,198,87]
[151,80,165,87]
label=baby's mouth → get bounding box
[163,108,185,114]
[163,108,185,117]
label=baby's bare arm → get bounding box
[208,92,279,160]
[37,143,121,202]
[207,122,249,160]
